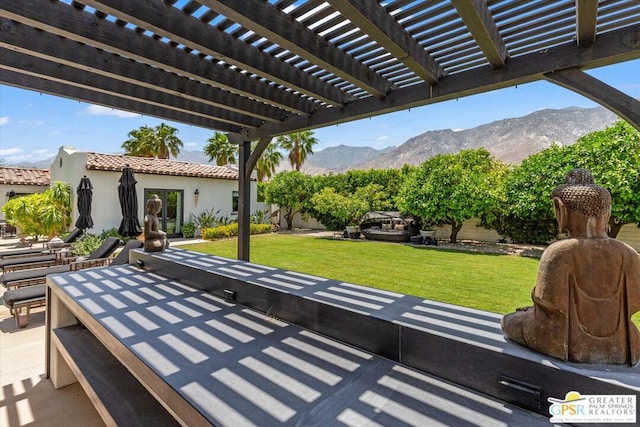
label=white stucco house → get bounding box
[50,146,264,237]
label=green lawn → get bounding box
[180,234,540,314]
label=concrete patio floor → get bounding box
[0,289,104,427]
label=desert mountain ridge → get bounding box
[6,106,617,173]
[345,106,617,172]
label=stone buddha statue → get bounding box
[143,195,170,252]
[501,168,640,365]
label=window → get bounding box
[144,189,184,237]
[232,191,239,212]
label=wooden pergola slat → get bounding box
[326,0,444,85]
[201,0,393,98]
[81,0,351,107]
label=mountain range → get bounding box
[308,106,617,173]
[7,106,617,173]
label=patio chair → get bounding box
[0,237,134,290]
[2,238,143,327]
[0,229,96,273]
[0,228,84,260]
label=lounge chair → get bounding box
[2,238,143,327]
[0,229,95,273]
[0,252,66,273]
[0,228,84,260]
[1,237,129,290]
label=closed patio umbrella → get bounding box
[117,165,142,238]
[75,175,94,230]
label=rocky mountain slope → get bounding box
[351,106,617,170]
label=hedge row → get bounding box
[201,223,272,240]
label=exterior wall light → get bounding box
[194,189,199,207]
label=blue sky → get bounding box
[1,59,638,164]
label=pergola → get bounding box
[1,0,639,260]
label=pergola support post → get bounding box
[237,140,252,261]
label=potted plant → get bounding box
[181,220,196,238]
[419,219,437,244]
[343,197,370,239]
[345,223,360,238]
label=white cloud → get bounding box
[81,105,140,118]
[0,147,56,164]
[0,117,8,125]
[184,141,198,148]
[376,135,389,141]
[0,148,22,156]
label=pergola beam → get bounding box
[451,0,507,68]
[201,0,393,98]
[244,25,640,139]
[0,18,286,124]
[544,67,640,131]
[0,69,235,131]
[82,0,350,107]
[326,0,444,85]
[0,49,260,129]
[0,0,317,116]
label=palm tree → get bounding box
[204,133,283,180]
[122,125,155,157]
[154,123,183,159]
[122,123,183,159]
[204,132,237,166]
[276,130,318,171]
[253,141,283,181]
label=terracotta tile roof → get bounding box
[0,167,50,186]
[86,153,240,180]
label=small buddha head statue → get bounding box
[146,194,163,215]
[551,168,611,237]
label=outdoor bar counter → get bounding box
[46,247,639,426]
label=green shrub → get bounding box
[71,233,105,256]
[201,222,271,240]
[2,181,71,239]
[190,208,221,229]
[181,221,196,238]
[217,215,236,226]
[250,223,272,235]
[99,227,131,242]
[250,209,270,224]
[202,223,238,240]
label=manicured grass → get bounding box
[180,234,540,314]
